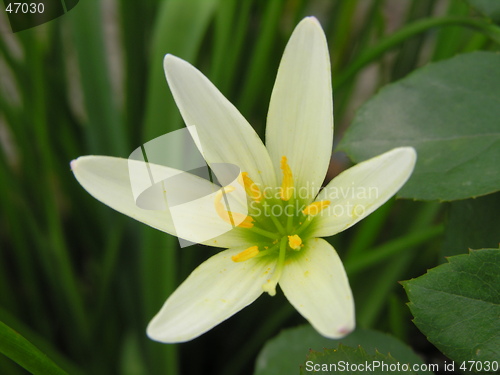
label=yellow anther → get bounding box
[262,279,277,296]
[241,172,263,202]
[280,156,294,201]
[302,200,331,216]
[237,173,245,186]
[214,186,254,228]
[232,246,259,262]
[237,216,255,229]
[288,234,302,250]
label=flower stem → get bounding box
[295,215,313,235]
[262,236,287,296]
[248,226,280,240]
[263,203,286,234]
[254,242,280,258]
[344,224,444,276]
[285,199,295,233]
[334,16,500,89]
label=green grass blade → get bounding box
[117,0,151,142]
[345,225,443,276]
[67,0,126,155]
[0,354,25,375]
[0,320,69,375]
[220,304,294,375]
[345,199,394,261]
[334,16,500,89]
[432,0,471,61]
[237,0,284,122]
[328,0,358,76]
[210,0,237,87]
[210,0,252,94]
[0,309,85,375]
[0,204,48,335]
[9,31,90,350]
[142,0,219,141]
[390,0,435,80]
[354,202,442,327]
[140,229,179,374]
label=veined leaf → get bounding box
[339,51,500,201]
[254,325,431,375]
[402,249,500,369]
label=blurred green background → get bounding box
[0,0,498,374]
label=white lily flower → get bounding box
[71,17,416,343]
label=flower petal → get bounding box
[147,247,277,343]
[71,155,254,248]
[310,147,417,238]
[164,54,276,189]
[279,238,355,338]
[266,17,333,203]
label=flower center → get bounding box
[216,156,330,296]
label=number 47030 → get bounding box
[5,2,45,14]
[460,361,499,372]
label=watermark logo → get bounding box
[128,126,247,248]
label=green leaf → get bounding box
[339,51,500,201]
[68,0,126,156]
[466,0,500,23]
[402,249,500,368]
[442,193,500,257]
[0,308,85,375]
[142,0,219,141]
[254,325,431,375]
[300,345,417,375]
[0,320,68,375]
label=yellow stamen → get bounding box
[241,172,263,202]
[288,234,302,250]
[280,156,294,201]
[214,186,254,228]
[302,200,331,216]
[262,236,287,296]
[237,173,245,186]
[262,279,277,296]
[232,246,259,262]
[237,216,255,228]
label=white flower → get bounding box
[71,17,416,343]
